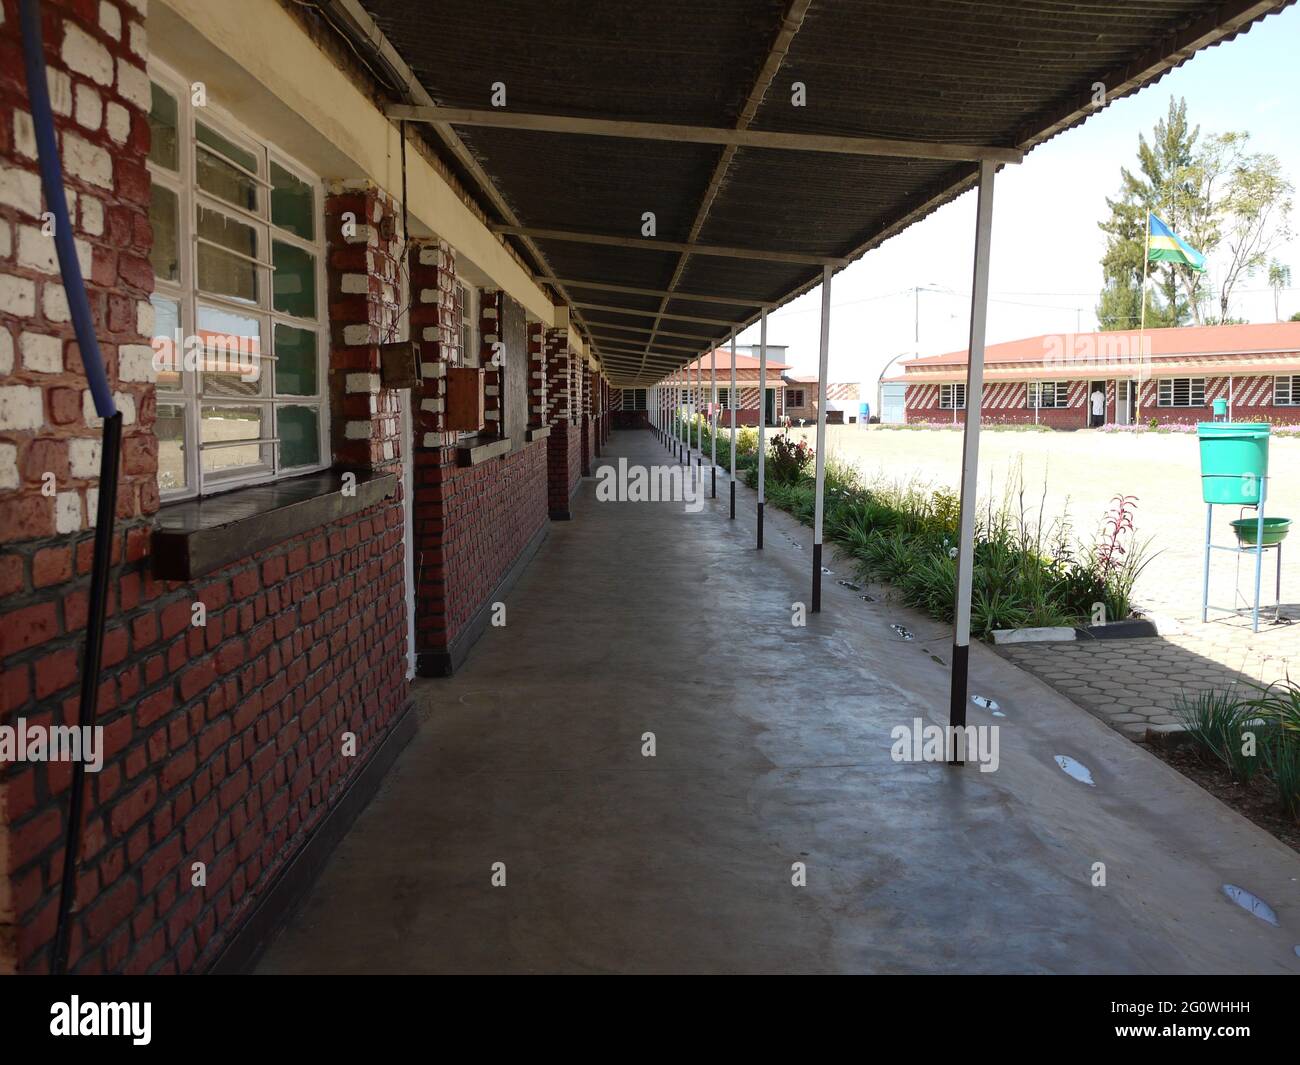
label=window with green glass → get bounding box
[146,63,326,500]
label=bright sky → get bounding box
[739,4,1300,388]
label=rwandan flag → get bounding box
[1147,212,1206,272]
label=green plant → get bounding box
[1244,680,1300,818]
[768,433,813,486]
[1173,688,1267,784]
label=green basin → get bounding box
[1230,517,1291,546]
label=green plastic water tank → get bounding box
[1197,423,1270,505]
[1212,397,1228,418]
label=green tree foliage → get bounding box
[1097,97,1294,329]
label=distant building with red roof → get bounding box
[886,323,1300,428]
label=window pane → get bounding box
[156,402,188,491]
[198,304,264,397]
[278,405,320,469]
[272,240,316,319]
[197,134,259,212]
[196,122,258,173]
[151,295,181,390]
[201,404,267,474]
[149,184,179,283]
[274,323,317,396]
[270,162,314,240]
[196,205,258,303]
[148,83,179,171]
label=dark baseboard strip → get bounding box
[415,520,549,676]
[206,700,418,974]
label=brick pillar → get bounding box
[480,289,504,439]
[527,321,546,430]
[323,182,402,471]
[543,328,578,519]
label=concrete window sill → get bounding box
[456,434,513,466]
[151,469,398,580]
[526,426,551,443]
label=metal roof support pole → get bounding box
[949,159,998,764]
[811,264,832,612]
[693,358,701,484]
[757,310,768,549]
[711,341,719,499]
[729,331,738,520]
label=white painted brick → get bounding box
[418,246,439,265]
[0,222,9,260]
[0,443,17,490]
[0,330,12,374]
[13,111,36,158]
[419,288,442,305]
[484,411,499,421]
[345,224,374,246]
[18,226,54,274]
[118,343,155,381]
[0,166,42,216]
[55,491,82,534]
[136,299,154,336]
[43,284,71,323]
[344,420,372,440]
[105,102,129,144]
[69,437,102,478]
[128,22,146,57]
[47,68,72,117]
[21,332,62,373]
[421,432,441,448]
[346,372,380,394]
[342,324,372,347]
[340,273,368,295]
[382,439,394,461]
[115,57,151,110]
[420,361,445,378]
[482,307,498,319]
[63,133,113,188]
[63,23,114,85]
[0,275,36,316]
[419,399,445,413]
[0,385,44,431]
[83,389,136,427]
[86,487,99,528]
[100,1,122,38]
[121,0,146,15]
[75,83,103,130]
[81,195,104,236]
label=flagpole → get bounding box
[1136,211,1151,424]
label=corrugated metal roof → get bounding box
[358,0,1295,384]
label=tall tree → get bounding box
[1097,98,1294,328]
[1268,260,1292,321]
[1096,97,1199,329]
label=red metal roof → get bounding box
[684,349,791,372]
[902,322,1300,370]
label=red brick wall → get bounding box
[543,328,581,518]
[0,4,411,973]
[407,247,548,667]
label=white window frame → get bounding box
[148,61,328,502]
[459,282,480,368]
[1157,376,1206,408]
[1273,375,1300,406]
[938,383,966,410]
[1027,381,1070,409]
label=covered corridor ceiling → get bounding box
[350,0,1293,385]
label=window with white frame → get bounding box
[621,388,646,411]
[938,383,966,410]
[1027,381,1070,408]
[1274,375,1300,406]
[147,66,326,500]
[1157,377,1206,407]
[717,387,732,410]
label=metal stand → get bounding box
[1201,476,1273,633]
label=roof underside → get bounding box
[359,0,1293,385]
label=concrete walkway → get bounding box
[256,430,1300,974]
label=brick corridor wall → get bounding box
[0,5,411,972]
[408,246,547,668]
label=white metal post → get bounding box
[711,340,718,498]
[811,264,832,611]
[949,159,997,751]
[757,309,767,548]
[729,330,738,520]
